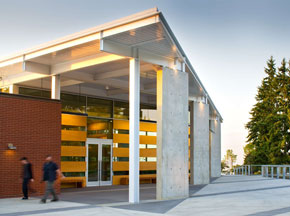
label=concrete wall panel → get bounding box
[211,120,221,177]
[157,67,189,200]
[190,102,210,185]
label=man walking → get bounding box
[20,157,34,200]
[40,155,64,203]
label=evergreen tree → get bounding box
[244,57,290,165]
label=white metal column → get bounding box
[129,57,140,203]
[9,84,19,94]
[51,75,60,99]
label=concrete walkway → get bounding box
[1,175,290,216]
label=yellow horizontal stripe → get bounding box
[113,148,129,157]
[140,135,156,144]
[61,146,86,157]
[113,174,156,185]
[62,114,87,126]
[113,120,157,132]
[112,148,156,157]
[61,162,86,172]
[113,134,156,144]
[61,130,87,141]
[112,162,156,171]
[140,122,156,132]
[140,148,156,157]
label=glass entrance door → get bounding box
[87,139,112,186]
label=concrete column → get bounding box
[210,119,221,178]
[129,58,140,203]
[261,166,264,177]
[283,167,286,179]
[190,101,210,185]
[51,75,60,99]
[271,167,274,178]
[9,84,19,94]
[242,167,244,175]
[157,67,189,200]
[265,166,268,177]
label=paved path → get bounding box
[1,175,290,216]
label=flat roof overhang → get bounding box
[0,8,222,121]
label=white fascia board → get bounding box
[0,56,23,68]
[1,72,48,87]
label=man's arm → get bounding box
[29,164,34,182]
[56,169,65,179]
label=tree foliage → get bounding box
[244,57,290,165]
[224,149,237,169]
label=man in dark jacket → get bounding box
[40,155,64,203]
[20,157,34,200]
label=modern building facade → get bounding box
[0,8,222,202]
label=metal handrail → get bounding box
[233,165,290,180]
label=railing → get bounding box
[234,165,290,179]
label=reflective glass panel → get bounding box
[61,93,86,113]
[87,118,113,139]
[88,144,99,181]
[87,97,113,118]
[114,101,129,119]
[19,87,50,98]
[101,144,111,181]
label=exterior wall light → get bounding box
[7,143,16,150]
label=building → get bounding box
[0,8,222,203]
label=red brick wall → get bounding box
[0,93,61,198]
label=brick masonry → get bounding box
[0,93,61,198]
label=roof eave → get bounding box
[159,12,223,121]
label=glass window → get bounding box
[140,144,146,149]
[0,87,9,93]
[19,87,50,98]
[63,172,85,177]
[61,93,86,113]
[113,171,129,176]
[61,141,85,146]
[61,156,85,161]
[140,131,146,136]
[114,101,129,119]
[61,125,86,131]
[114,129,129,134]
[118,143,129,148]
[114,157,129,162]
[141,104,156,121]
[147,132,157,136]
[87,118,113,139]
[140,170,156,175]
[87,97,113,118]
[140,157,146,162]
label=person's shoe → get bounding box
[51,198,59,202]
[39,199,46,204]
[22,197,28,200]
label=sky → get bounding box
[1,0,290,164]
